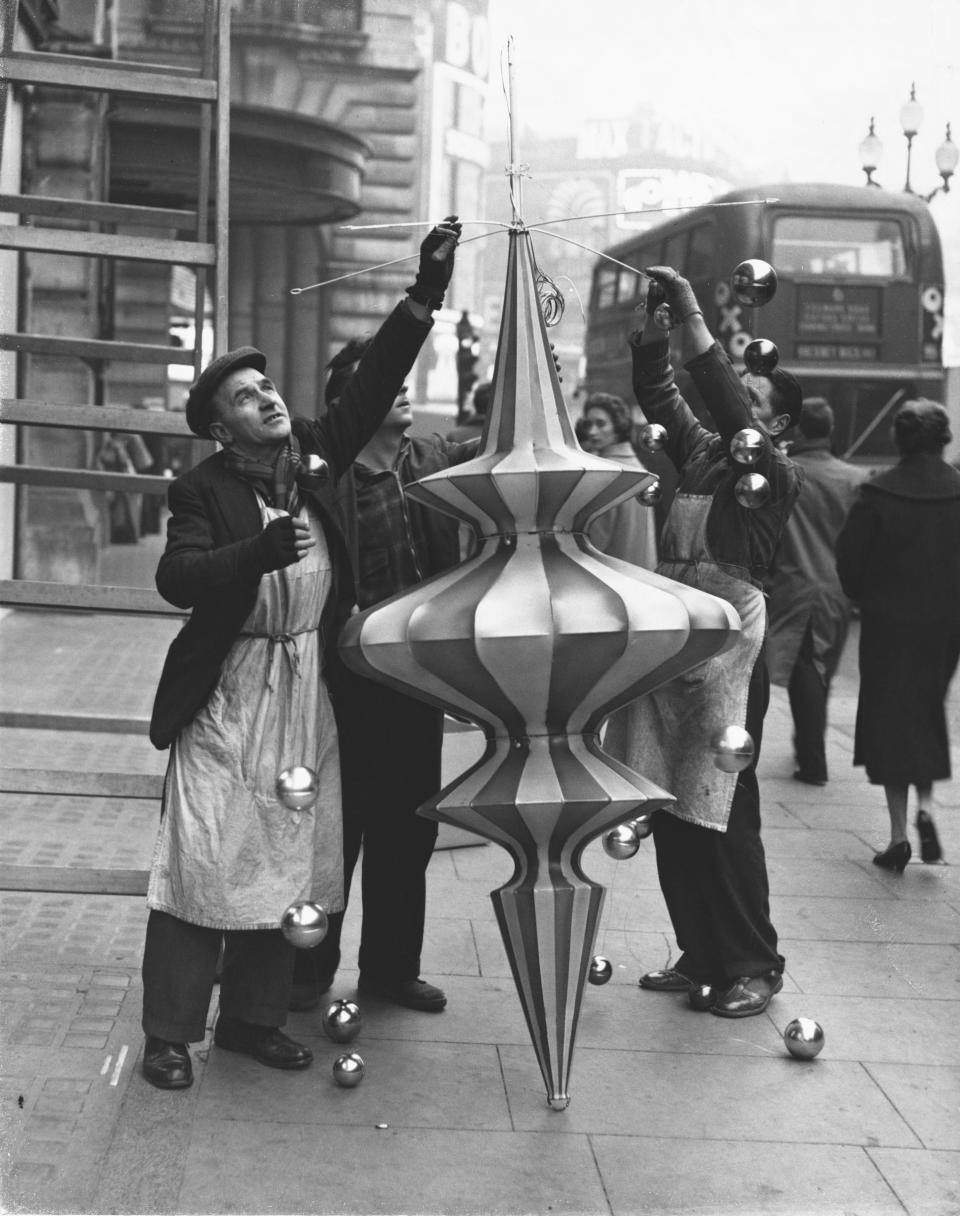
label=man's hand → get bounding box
[644,266,701,322]
[407,215,462,308]
[257,515,315,571]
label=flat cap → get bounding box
[185,346,266,438]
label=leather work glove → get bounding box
[406,215,462,308]
[644,266,701,322]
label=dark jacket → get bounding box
[149,302,433,749]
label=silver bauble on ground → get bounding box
[731,259,778,308]
[629,811,654,840]
[602,822,641,860]
[734,473,771,510]
[332,1051,365,1087]
[639,480,662,506]
[730,427,764,466]
[743,338,780,374]
[710,726,756,773]
[279,900,329,949]
[322,999,362,1044]
[588,956,613,985]
[276,765,319,810]
[783,1017,825,1060]
[638,423,668,453]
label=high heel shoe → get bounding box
[916,811,943,863]
[873,841,911,873]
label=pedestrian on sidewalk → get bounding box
[446,379,491,443]
[138,218,461,1090]
[836,398,960,872]
[290,344,479,1015]
[604,265,802,1018]
[766,398,864,786]
[578,391,658,570]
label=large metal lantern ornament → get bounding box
[279,900,328,949]
[602,822,641,860]
[639,479,662,506]
[322,999,362,1044]
[734,473,771,510]
[588,956,613,985]
[276,765,319,810]
[730,428,764,466]
[710,725,755,773]
[339,221,740,1110]
[332,1051,365,1087]
[731,259,778,308]
[783,1017,825,1060]
[638,422,668,453]
[743,338,780,375]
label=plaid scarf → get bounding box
[224,435,301,510]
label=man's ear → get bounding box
[767,413,791,437]
[208,418,233,446]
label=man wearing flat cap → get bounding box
[139,218,461,1090]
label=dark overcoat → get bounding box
[149,302,432,749]
[835,453,960,784]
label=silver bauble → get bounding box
[731,259,778,308]
[332,1051,365,1087]
[639,480,662,506]
[638,423,668,453]
[783,1017,825,1060]
[734,473,771,510]
[743,338,780,374]
[322,999,362,1044]
[688,983,718,1011]
[730,427,764,466]
[276,765,319,810]
[710,725,755,773]
[602,822,641,860]
[629,811,654,840]
[588,956,613,985]
[279,900,329,949]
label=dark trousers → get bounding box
[652,648,783,985]
[294,674,442,989]
[142,909,295,1043]
[788,620,829,782]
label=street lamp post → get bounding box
[858,85,957,201]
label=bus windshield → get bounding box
[772,215,907,278]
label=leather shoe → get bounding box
[711,970,783,1019]
[288,974,334,1013]
[638,968,692,992]
[357,976,447,1012]
[213,1017,313,1069]
[142,1036,193,1089]
[793,770,826,787]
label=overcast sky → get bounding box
[484,0,958,195]
[482,0,960,360]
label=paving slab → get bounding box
[592,1136,905,1216]
[866,1148,960,1216]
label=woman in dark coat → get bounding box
[836,400,960,871]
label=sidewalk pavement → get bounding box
[1,579,958,1216]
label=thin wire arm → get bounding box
[339,219,512,231]
[532,229,648,276]
[525,197,780,231]
[289,228,502,295]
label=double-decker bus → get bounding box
[585,183,946,463]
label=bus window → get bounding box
[617,267,640,303]
[595,266,617,309]
[772,216,907,278]
[687,223,714,281]
[663,231,688,269]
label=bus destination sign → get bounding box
[797,285,880,339]
[796,343,879,362]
